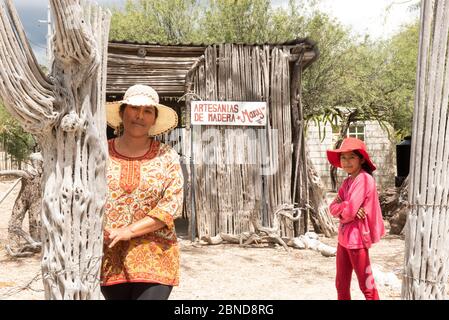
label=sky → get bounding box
[10,0,419,66]
[11,0,123,65]
[317,0,419,39]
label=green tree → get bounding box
[0,102,36,169]
[199,0,271,43]
[302,16,419,141]
[382,22,419,138]
[109,0,200,43]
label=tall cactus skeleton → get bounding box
[0,0,111,299]
[402,0,449,299]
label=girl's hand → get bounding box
[104,226,134,248]
[356,207,366,219]
[335,195,342,203]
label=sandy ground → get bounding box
[0,179,405,300]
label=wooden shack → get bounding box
[106,40,319,240]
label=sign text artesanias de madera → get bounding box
[191,101,267,126]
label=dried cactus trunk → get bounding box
[402,0,449,300]
[1,153,43,257]
[0,0,111,299]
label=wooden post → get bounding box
[291,45,337,237]
[0,0,111,299]
[402,0,449,299]
[184,55,204,241]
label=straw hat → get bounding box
[326,137,377,172]
[106,84,178,136]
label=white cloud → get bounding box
[12,0,48,9]
[318,0,419,39]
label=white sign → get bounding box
[191,101,267,126]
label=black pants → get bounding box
[101,283,173,300]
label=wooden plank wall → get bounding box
[107,43,205,97]
[191,44,294,238]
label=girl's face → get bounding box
[340,151,364,176]
[120,105,157,138]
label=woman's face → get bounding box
[120,105,157,138]
[340,151,364,175]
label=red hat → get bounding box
[326,137,376,172]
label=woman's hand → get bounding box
[104,226,134,248]
[103,228,111,245]
[356,207,366,219]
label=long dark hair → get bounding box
[353,150,373,176]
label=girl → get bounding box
[327,137,385,300]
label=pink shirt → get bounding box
[329,170,385,249]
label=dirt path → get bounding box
[0,180,404,300]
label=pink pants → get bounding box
[336,244,380,300]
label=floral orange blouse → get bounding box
[101,139,184,287]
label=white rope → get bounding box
[0,178,22,206]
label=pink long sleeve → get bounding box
[329,198,344,217]
[338,175,371,223]
[329,173,372,224]
[329,171,385,249]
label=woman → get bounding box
[101,84,183,300]
[327,137,385,300]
